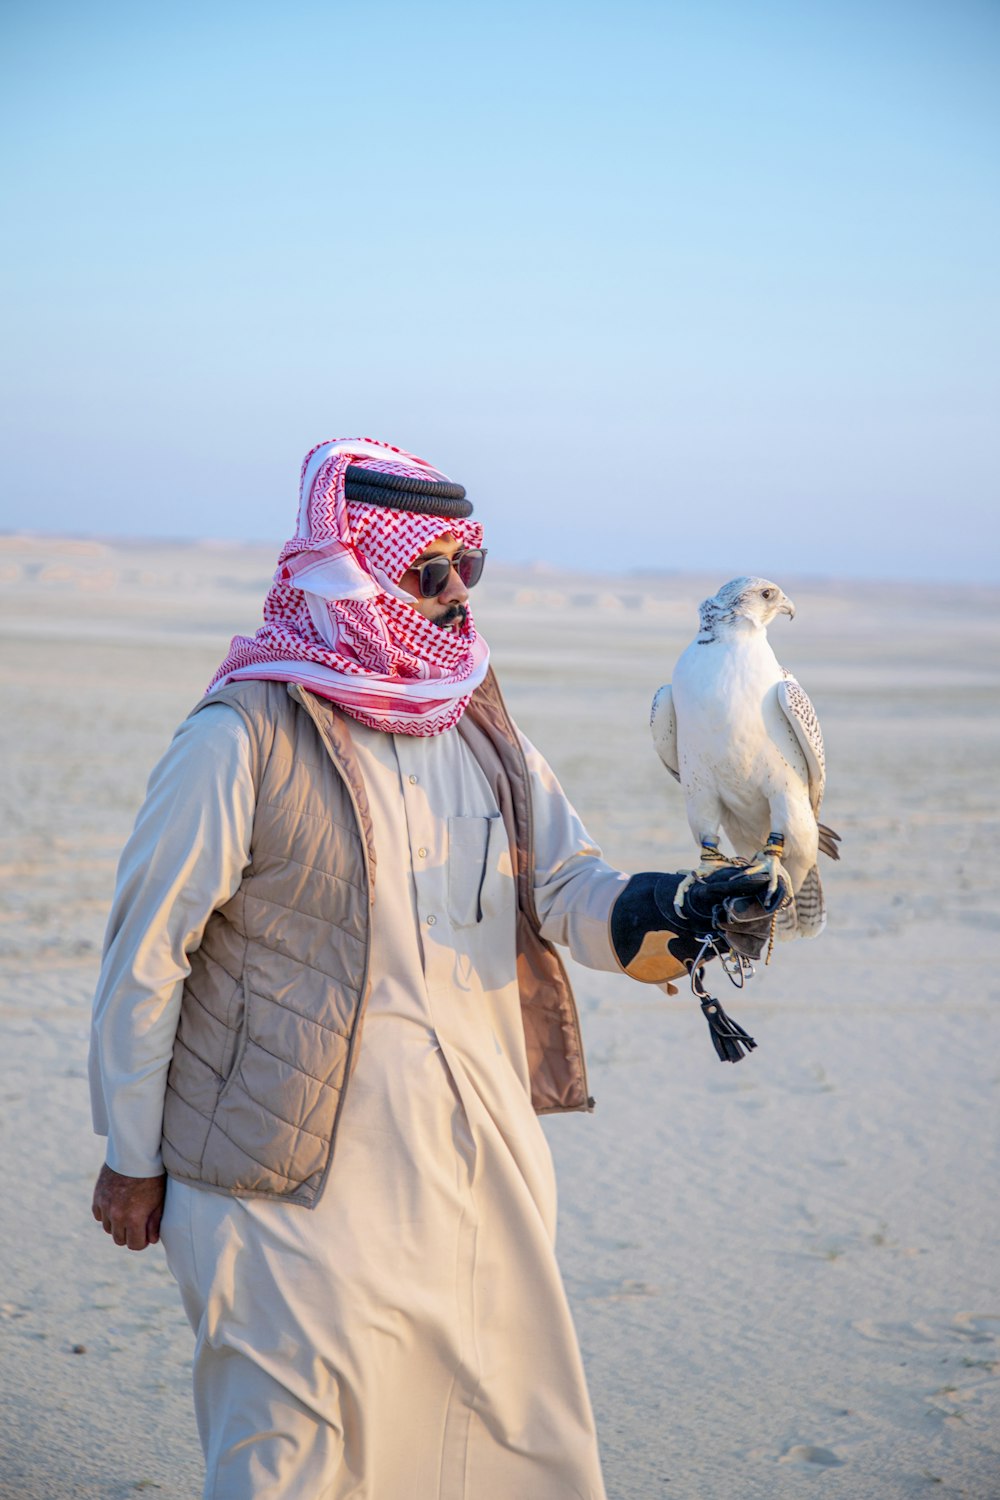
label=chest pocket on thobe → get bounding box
[447,814,511,928]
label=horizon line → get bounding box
[1,528,996,594]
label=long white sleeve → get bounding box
[520,733,628,972]
[89,705,256,1177]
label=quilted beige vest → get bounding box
[160,671,592,1207]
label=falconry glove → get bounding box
[610,865,787,1062]
[610,865,782,981]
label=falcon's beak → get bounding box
[780,595,796,619]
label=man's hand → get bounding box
[91,1163,166,1251]
[610,865,785,981]
[677,863,788,960]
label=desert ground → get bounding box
[1,533,997,1499]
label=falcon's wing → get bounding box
[777,673,826,816]
[650,684,680,782]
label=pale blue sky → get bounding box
[2,0,998,580]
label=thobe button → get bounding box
[408,774,418,785]
[426,914,437,926]
[417,847,428,858]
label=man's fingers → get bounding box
[91,1165,167,1251]
[125,1217,150,1252]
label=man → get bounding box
[90,437,775,1499]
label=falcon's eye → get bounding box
[761,589,773,600]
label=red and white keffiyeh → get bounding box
[208,438,489,735]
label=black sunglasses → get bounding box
[407,547,487,598]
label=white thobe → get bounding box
[90,704,629,1500]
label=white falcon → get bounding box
[651,576,840,938]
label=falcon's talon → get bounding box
[673,870,697,913]
[673,844,730,914]
[748,848,792,902]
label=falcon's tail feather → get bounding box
[772,864,826,941]
[774,900,799,942]
[818,822,841,861]
[793,865,826,938]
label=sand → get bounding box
[1,533,997,1499]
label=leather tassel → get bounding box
[699,994,757,1062]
